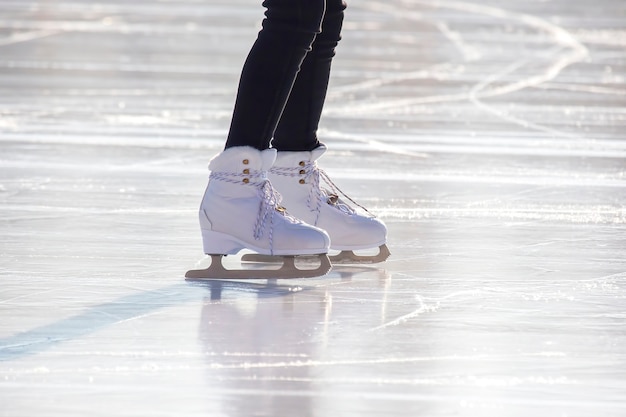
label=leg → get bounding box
[272,0,347,151]
[259,1,390,263]
[224,0,327,150]
[190,1,334,279]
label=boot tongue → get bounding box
[273,144,327,166]
[310,144,327,162]
[260,148,277,170]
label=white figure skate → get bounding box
[243,145,389,264]
[185,146,332,280]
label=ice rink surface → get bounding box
[1,0,625,416]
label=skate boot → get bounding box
[246,145,389,264]
[185,146,332,280]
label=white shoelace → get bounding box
[210,170,296,254]
[271,161,373,225]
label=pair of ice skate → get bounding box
[185,145,389,280]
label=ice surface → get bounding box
[1,0,625,416]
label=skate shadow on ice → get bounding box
[0,283,202,362]
[185,263,384,298]
[0,265,385,362]
[187,278,315,301]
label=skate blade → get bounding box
[185,254,331,280]
[329,244,391,264]
[242,244,391,265]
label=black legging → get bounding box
[224,0,347,151]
